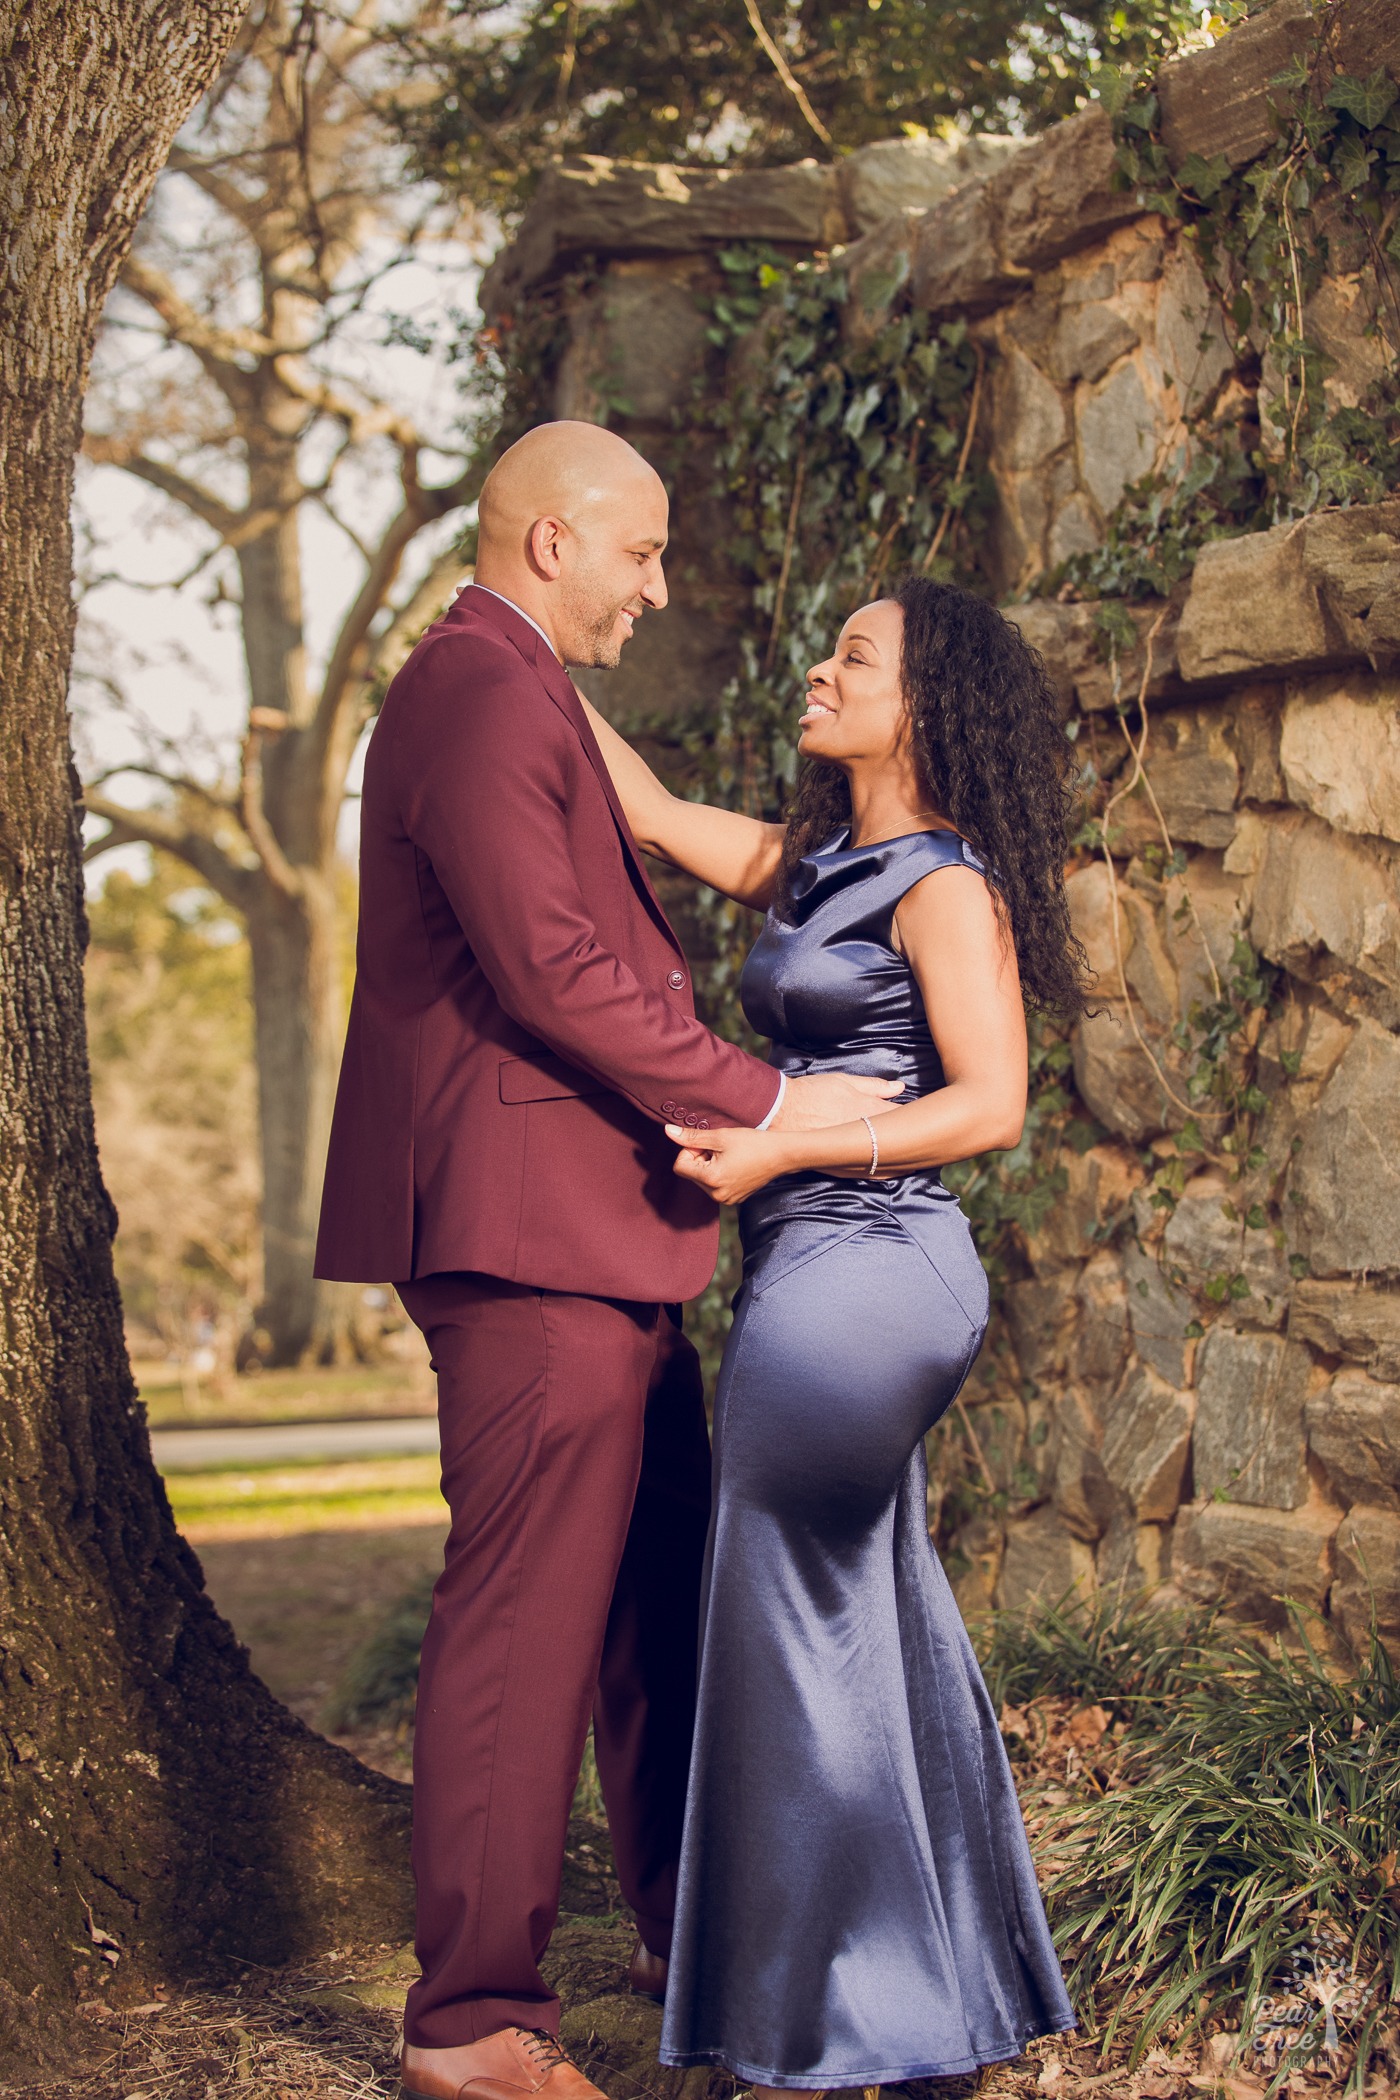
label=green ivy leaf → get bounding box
[1325,71,1398,130]
[1093,64,1136,117]
[1332,134,1377,194]
[1178,149,1231,200]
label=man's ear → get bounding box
[527,514,567,579]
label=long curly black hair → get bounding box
[776,576,1090,1018]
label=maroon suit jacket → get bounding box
[314,586,780,1300]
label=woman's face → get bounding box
[798,599,908,767]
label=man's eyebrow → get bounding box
[631,536,666,550]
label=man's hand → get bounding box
[770,1071,903,1133]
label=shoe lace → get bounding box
[516,2030,573,2075]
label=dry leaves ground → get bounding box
[9,1499,1395,2100]
[9,1719,1394,2100]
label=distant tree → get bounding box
[0,0,410,2062]
[81,0,480,1367]
[398,0,1202,216]
[87,861,260,1357]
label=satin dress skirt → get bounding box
[658,1172,1075,2088]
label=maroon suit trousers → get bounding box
[395,1272,711,2049]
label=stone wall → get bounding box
[480,0,1400,1654]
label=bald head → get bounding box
[475,421,670,669]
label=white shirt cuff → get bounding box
[756,1070,787,1131]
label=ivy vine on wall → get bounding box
[472,4,1400,1511]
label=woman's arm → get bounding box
[667,867,1027,1199]
[577,688,784,911]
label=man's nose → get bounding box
[643,560,668,610]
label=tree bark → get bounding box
[0,2,412,2069]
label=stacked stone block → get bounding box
[479,0,1400,1653]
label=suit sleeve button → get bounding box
[661,1100,677,1116]
[667,969,686,990]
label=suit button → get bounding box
[684,1112,699,1127]
[696,1118,710,1130]
[661,1099,677,1116]
[667,969,686,990]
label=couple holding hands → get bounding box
[316,421,1083,2100]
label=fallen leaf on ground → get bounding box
[1068,1704,1112,1750]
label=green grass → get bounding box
[323,1571,437,1730]
[166,1456,445,1536]
[137,1359,434,1429]
[982,1596,1400,2086]
[978,1588,1221,1718]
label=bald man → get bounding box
[316,423,895,2100]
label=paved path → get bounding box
[151,1416,440,1472]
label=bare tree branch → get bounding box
[82,435,245,539]
[119,252,267,406]
[313,456,472,760]
[85,762,236,817]
[82,788,254,908]
[269,357,421,446]
[239,726,305,899]
[313,487,374,563]
[368,541,466,693]
[165,144,269,232]
[739,0,833,149]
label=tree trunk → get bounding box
[0,3,412,2070]
[246,868,360,1364]
[237,434,360,1367]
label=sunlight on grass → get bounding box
[168,1455,446,1539]
[136,1357,434,1429]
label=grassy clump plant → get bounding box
[978,1587,1219,1721]
[980,1595,1400,2088]
[322,1571,435,1732]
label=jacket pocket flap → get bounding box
[498,1052,610,1104]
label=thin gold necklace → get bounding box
[851,814,954,847]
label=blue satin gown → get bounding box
[658,828,1075,2089]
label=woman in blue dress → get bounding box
[579,576,1087,2097]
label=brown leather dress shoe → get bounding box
[627,1938,668,2003]
[401,2025,610,2100]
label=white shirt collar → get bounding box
[467,583,560,662]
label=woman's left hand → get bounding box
[665,1123,788,1205]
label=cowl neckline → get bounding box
[786,826,969,924]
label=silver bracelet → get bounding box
[860,1114,879,1178]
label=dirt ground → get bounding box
[191,1522,444,1782]
[7,1522,1389,2100]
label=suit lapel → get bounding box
[456,588,683,958]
